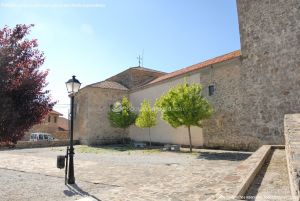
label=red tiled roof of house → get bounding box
[147,50,241,85]
[88,80,128,91]
[49,110,63,116]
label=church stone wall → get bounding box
[74,87,128,145]
[237,0,300,149]
[129,57,242,149]
[199,58,251,150]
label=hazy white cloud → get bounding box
[80,24,94,35]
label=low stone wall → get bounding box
[233,145,272,199]
[16,140,79,149]
[216,145,271,199]
[284,114,300,201]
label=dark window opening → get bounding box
[208,85,215,96]
[48,116,51,122]
[54,117,57,123]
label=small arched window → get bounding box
[208,85,215,96]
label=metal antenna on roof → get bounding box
[142,49,144,67]
[137,54,143,67]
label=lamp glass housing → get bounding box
[66,76,81,93]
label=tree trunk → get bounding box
[123,128,126,145]
[148,127,152,147]
[188,126,192,152]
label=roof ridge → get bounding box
[88,80,128,91]
[87,80,125,87]
[50,110,63,116]
[105,66,166,81]
[147,50,241,86]
[130,66,167,74]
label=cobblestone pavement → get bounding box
[246,149,292,201]
[0,146,251,201]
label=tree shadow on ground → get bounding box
[196,151,251,161]
[64,183,101,201]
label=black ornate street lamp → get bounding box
[65,75,81,184]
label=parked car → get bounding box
[30,133,56,141]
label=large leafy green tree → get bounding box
[0,24,55,143]
[136,99,158,147]
[108,96,137,144]
[156,82,213,152]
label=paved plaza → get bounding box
[0,146,251,201]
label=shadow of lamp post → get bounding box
[65,75,81,184]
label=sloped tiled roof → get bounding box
[82,50,241,92]
[129,66,166,74]
[105,66,166,90]
[49,110,63,116]
[147,50,241,86]
[88,80,128,91]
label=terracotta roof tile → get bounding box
[148,50,241,85]
[49,110,63,116]
[130,66,167,74]
[88,81,128,91]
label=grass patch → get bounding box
[51,145,163,154]
[97,145,137,152]
[141,149,161,154]
[75,145,111,154]
[50,145,200,155]
[50,147,65,152]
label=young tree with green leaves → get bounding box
[136,99,158,147]
[155,82,213,152]
[107,96,137,144]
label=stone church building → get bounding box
[74,0,300,150]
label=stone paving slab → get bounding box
[285,114,300,200]
[205,145,272,200]
[231,145,272,198]
[0,146,251,201]
[245,149,292,201]
[183,146,292,201]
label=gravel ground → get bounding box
[0,146,251,201]
[0,168,104,201]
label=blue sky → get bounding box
[0,0,240,117]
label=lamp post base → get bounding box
[67,178,75,184]
[67,147,75,184]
